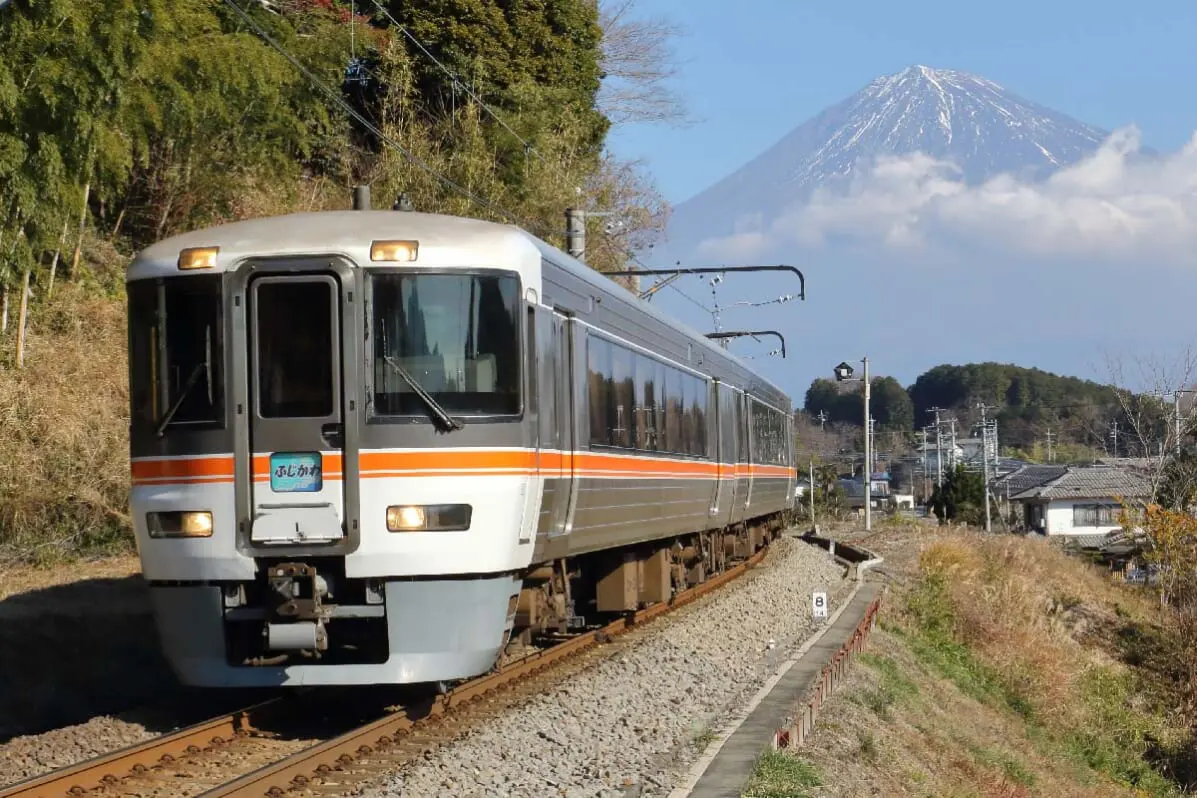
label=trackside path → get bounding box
[670,570,884,797]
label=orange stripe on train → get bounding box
[132,450,797,485]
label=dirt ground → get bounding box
[0,554,184,741]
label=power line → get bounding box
[223,0,549,236]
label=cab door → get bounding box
[247,274,346,545]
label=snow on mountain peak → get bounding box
[662,65,1110,260]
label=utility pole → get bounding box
[1045,429,1053,463]
[977,403,993,532]
[863,358,871,532]
[1175,392,1184,456]
[920,428,930,500]
[809,458,816,529]
[352,184,371,210]
[930,407,945,487]
[949,418,958,472]
[816,410,827,432]
[832,358,870,532]
[1110,420,1119,458]
[565,207,585,262]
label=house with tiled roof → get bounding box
[1009,465,1151,544]
[992,464,1069,501]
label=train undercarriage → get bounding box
[500,511,793,666]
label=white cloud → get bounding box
[695,126,1197,264]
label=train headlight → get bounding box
[386,504,471,532]
[387,506,425,531]
[177,246,219,270]
[370,240,419,262]
[147,511,214,538]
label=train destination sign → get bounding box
[270,451,323,493]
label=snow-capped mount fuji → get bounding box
[661,65,1109,259]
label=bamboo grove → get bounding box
[0,0,669,365]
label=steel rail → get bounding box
[0,700,280,798]
[202,544,772,798]
[1,541,773,798]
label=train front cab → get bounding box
[129,240,531,687]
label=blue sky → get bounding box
[607,0,1197,205]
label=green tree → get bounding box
[870,376,913,431]
[907,362,1119,450]
[804,378,858,425]
[805,375,912,432]
[929,465,985,525]
[375,0,608,187]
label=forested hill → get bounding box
[907,363,1118,443]
[804,362,1122,451]
[0,0,676,565]
[0,0,664,290]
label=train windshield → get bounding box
[371,271,520,417]
[128,276,225,435]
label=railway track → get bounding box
[2,542,774,798]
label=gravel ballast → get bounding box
[365,534,851,798]
[0,718,158,786]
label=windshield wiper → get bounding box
[155,363,204,438]
[382,356,464,432]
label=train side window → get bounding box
[587,336,611,446]
[636,355,655,450]
[655,360,668,452]
[679,375,699,454]
[666,368,683,455]
[611,344,634,448]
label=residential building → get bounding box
[1009,466,1151,546]
[992,464,1068,505]
[836,472,891,509]
[957,437,984,467]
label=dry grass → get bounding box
[800,529,1190,796]
[0,250,132,566]
[797,623,1126,798]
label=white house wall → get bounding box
[1044,499,1122,537]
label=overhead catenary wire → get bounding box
[592,235,714,314]
[223,0,553,237]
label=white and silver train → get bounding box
[127,208,797,687]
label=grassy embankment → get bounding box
[0,240,131,568]
[744,525,1197,797]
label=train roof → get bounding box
[518,233,790,402]
[130,210,790,404]
[129,211,539,279]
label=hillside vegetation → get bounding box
[0,0,674,564]
[803,362,1151,459]
[783,526,1197,797]
[0,244,129,566]
[1,0,662,268]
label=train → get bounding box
[126,205,798,687]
